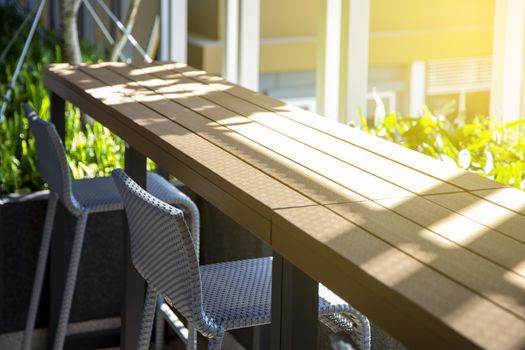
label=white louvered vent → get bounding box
[426,56,492,95]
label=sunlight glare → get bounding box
[136,78,169,88]
[426,214,486,246]
[476,188,525,215]
[426,192,525,244]
[157,82,197,94]
[208,83,231,91]
[505,260,525,286]
[183,70,206,77]
[130,65,169,76]
[131,93,167,103]
[378,197,486,247]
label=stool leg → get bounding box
[137,285,158,350]
[344,311,371,350]
[20,194,58,350]
[207,335,224,350]
[154,296,165,350]
[52,212,88,350]
[187,325,197,350]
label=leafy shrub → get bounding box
[362,108,525,190]
[0,6,152,194]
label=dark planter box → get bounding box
[0,190,126,333]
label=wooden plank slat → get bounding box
[78,63,366,205]
[424,192,525,244]
[100,63,414,201]
[44,67,271,241]
[167,62,505,192]
[103,64,525,277]
[471,188,525,216]
[273,205,525,350]
[324,201,525,320]
[46,64,313,215]
[133,62,461,197]
[373,196,525,276]
[44,65,314,243]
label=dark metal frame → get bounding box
[271,252,318,349]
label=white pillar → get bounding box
[490,0,525,120]
[222,0,260,90]
[318,0,342,121]
[159,0,187,62]
[159,0,169,60]
[317,0,370,124]
[346,0,370,123]
[409,61,426,116]
[170,0,187,63]
[239,0,260,90]
[223,0,240,83]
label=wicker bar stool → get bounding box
[21,104,199,350]
[112,168,371,350]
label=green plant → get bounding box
[0,6,153,194]
[361,108,525,190]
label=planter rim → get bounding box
[0,190,49,205]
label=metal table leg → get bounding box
[271,251,318,349]
[122,146,147,349]
[50,92,65,139]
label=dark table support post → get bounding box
[122,146,147,349]
[48,92,67,349]
[156,165,170,180]
[252,242,272,350]
[51,92,65,140]
[271,252,318,350]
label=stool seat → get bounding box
[73,173,186,213]
[200,257,360,332]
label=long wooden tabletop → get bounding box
[44,62,525,349]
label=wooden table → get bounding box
[44,62,525,349]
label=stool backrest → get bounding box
[24,104,79,213]
[112,169,204,325]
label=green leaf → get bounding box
[361,105,525,190]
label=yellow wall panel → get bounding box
[203,46,222,74]
[190,28,493,74]
[188,0,220,39]
[189,42,318,74]
[369,29,493,65]
[261,0,319,37]
[260,42,318,72]
[188,0,496,72]
[370,0,494,32]
[188,43,205,69]
[259,0,495,38]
